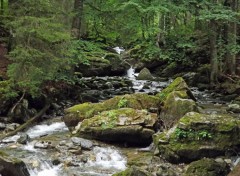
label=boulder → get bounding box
[183,158,230,176]
[156,77,196,102]
[63,93,161,130]
[74,108,158,145]
[136,68,153,80]
[153,112,240,163]
[113,167,153,176]
[0,150,30,176]
[156,77,198,127]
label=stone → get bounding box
[153,112,240,163]
[34,141,54,149]
[228,164,240,176]
[75,108,158,145]
[227,104,240,113]
[0,150,30,176]
[0,123,6,130]
[183,158,230,176]
[71,137,93,150]
[113,166,153,176]
[136,68,153,80]
[63,93,161,130]
[17,133,30,144]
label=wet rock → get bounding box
[71,137,93,150]
[34,141,54,149]
[64,93,160,130]
[227,104,240,113]
[183,158,230,176]
[113,166,153,176]
[52,158,61,165]
[153,112,240,163]
[75,108,158,145]
[5,123,20,131]
[17,133,30,144]
[0,123,6,130]
[137,68,153,80]
[0,150,30,176]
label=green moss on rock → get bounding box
[183,158,230,176]
[64,93,161,130]
[154,112,240,163]
[113,167,152,176]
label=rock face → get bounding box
[74,108,158,145]
[183,158,230,176]
[0,151,30,176]
[136,67,153,80]
[157,77,198,128]
[154,112,240,163]
[63,93,161,130]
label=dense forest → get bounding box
[0,0,239,97]
[0,1,240,176]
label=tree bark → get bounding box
[209,19,218,85]
[226,0,238,75]
[72,0,84,39]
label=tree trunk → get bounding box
[226,0,237,75]
[209,19,218,85]
[72,0,84,39]
[0,0,3,15]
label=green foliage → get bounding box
[0,80,18,100]
[101,111,117,129]
[117,97,128,108]
[175,128,212,141]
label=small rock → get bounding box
[34,141,54,149]
[71,137,93,150]
[17,133,30,144]
[0,122,6,130]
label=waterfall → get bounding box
[113,47,124,54]
[127,66,136,78]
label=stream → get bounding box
[0,58,235,175]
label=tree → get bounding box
[72,0,84,39]
[6,0,72,96]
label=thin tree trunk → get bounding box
[226,0,237,75]
[0,0,3,15]
[209,19,218,85]
[72,0,84,39]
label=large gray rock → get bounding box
[0,151,30,176]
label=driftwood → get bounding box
[0,102,50,141]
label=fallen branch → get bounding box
[0,101,50,141]
[9,92,25,116]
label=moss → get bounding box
[113,167,152,176]
[64,93,160,129]
[156,77,188,102]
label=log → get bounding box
[0,102,50,141]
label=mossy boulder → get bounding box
[136,68,153,80]
[104,53,129,75]
[63,93,161,130]
[160,91,199,127]
[153,112,240,163]
[183,158,230,176]
[113,167,153,176]
[156,77,196,102]
[156,77,198,127]
[77,57,111,76]
[0,150,30,176]
[74,108,158,145]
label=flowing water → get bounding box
[0,65,237,175]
